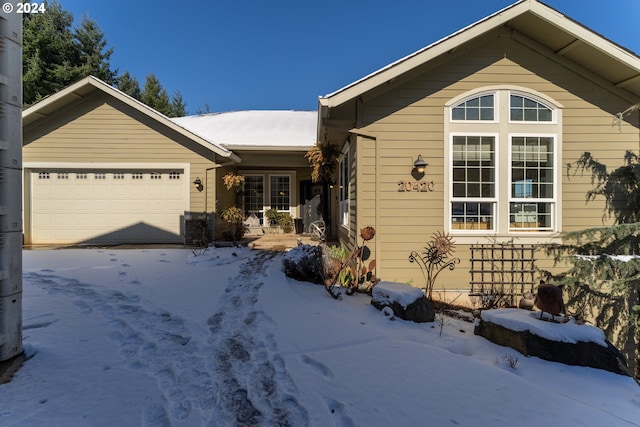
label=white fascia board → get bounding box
[223,145,312,152]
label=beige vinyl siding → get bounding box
[23,92,220,217]
[352,34,639,287]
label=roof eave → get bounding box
[23,76,240,162]
[224,145,313,152]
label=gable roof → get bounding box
[319,0,640,111]
[172,110,317,151]
[22,76,241,162]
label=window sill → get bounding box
[448,233,562,246]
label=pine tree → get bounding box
[116,71,142,100]
[169,90,187,117]
[141,73,171,116]
[74,16,116,84]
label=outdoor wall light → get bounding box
[413,154,428,174]
[193,177,202,187]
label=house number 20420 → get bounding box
[397,180,435,192]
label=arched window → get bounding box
[510,94,553,122]
[451,94,495,121]
[445,88,561,238]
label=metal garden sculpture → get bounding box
[409,231,461,300]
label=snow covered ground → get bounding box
[1,247,639,427]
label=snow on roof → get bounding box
[172,110,317,150]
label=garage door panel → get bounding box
[31,169,186,244]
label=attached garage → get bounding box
[28,167,188,244]
[22,77,240,246]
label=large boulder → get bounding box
[371,282,435,323]
[282,244,324,284]
[475,309,629,376]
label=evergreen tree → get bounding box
[74,16,116,84]
[23,2,77,106]
[116,71,142,100]
[141,73,171,116]
[22,2,191,115]
[545,112,640,378]
[169,90,188,117]
[196,103,212,115]
[22,1,117,107]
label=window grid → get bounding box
[169,172,181,180]
[150,172,162,180]
[452,94,494,121]
[113,173,125,180]
[448,89,559,235]
[57,173,69,180]
[510,95,552,122]
[510,136,555,231]
[38,172,50,180]
[270,176,290,212]
[94,173,106,180]
[243,176,265,223]
[132,173,144,180]
[76,172,87,180]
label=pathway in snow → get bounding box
[24,250,308,427]
[205,251,308,426]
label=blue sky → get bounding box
[57,0,640,115]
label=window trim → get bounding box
[445,87,562,240]
[508,91,557,124]
[339,143,350,229]
[449,132,500,234]
[449,91,499,124]
[507,133,557,232]
[241,171,296,226]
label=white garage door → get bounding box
[31,169,187,244]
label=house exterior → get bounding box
[22,76,317,245]
[317,0,640,300]
[172,110,321,235]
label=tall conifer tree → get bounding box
[545,106,640,378]
[116,71,142,100]
[141,73,171,116]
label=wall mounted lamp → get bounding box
[193,177,202,187]
[413,155,428,174]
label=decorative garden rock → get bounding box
[371,281,435,323]
[474,309,629,376]
[282,244,324,285]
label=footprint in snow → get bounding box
[301,354,334,379]
[325,397,355,427]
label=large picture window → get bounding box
[451,135,495,230]
[509,136,554,231]
[447,89,560,235]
